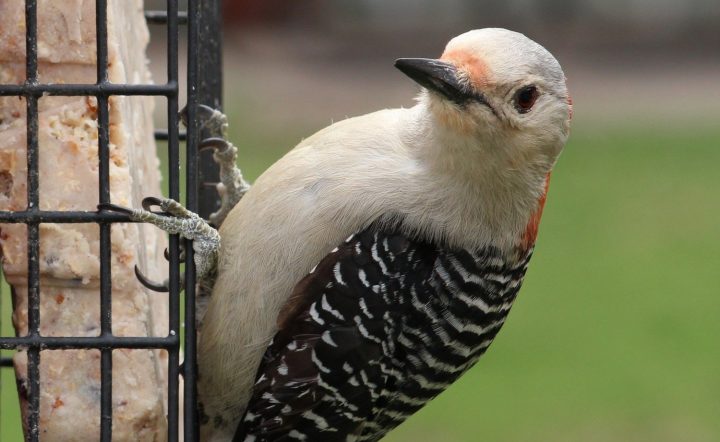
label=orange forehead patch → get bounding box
[441,49,491,89]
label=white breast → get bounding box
[196,104,543,437]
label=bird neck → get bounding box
[400,101,554,254]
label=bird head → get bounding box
[396,28,571,164]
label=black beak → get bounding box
[395,58,471,105]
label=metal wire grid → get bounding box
[0,1,223,440]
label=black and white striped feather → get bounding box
[234,222,532,442]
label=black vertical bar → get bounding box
[187,2,224,439]
[95,0,113,440]
[185,1,202,440]
[24,1,41,441]
[166,0,181,441]
[195,0,224,220]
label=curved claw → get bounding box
[134,265,186,293]
[97,203,133,215]
[179,105,190,128]
[196,104,219,120]
[141,196,170,215]
[134,265,169,292]
[199,137,231,152]
[164,246,186,262]
[179,104,222,130]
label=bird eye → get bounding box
[514,85,539,113]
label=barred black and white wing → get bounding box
[234,223,532,442]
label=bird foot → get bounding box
[181,105,251,227]
[99,197,220,285]
[200,137,251,226]
[181,104,229,139]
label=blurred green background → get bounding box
[3,0,720,440]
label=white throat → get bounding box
[393,100,555,253]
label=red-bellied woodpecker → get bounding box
[106,27,571,442]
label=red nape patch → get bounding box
[521,174,551,251]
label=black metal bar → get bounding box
[25,8,40,335]
[185,3,224,439]
[0,82,178,97]
[0,211,136,223]
[0,2,221,441]
[24,1,41,441]
[185,2,206,439]
[166,1,181,441]
[95,1,113,439]
[0,336,179,350]
[145,10,189,25]
[155,129,187,141]
[195,0,224,221]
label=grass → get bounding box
[1,122,718,440]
